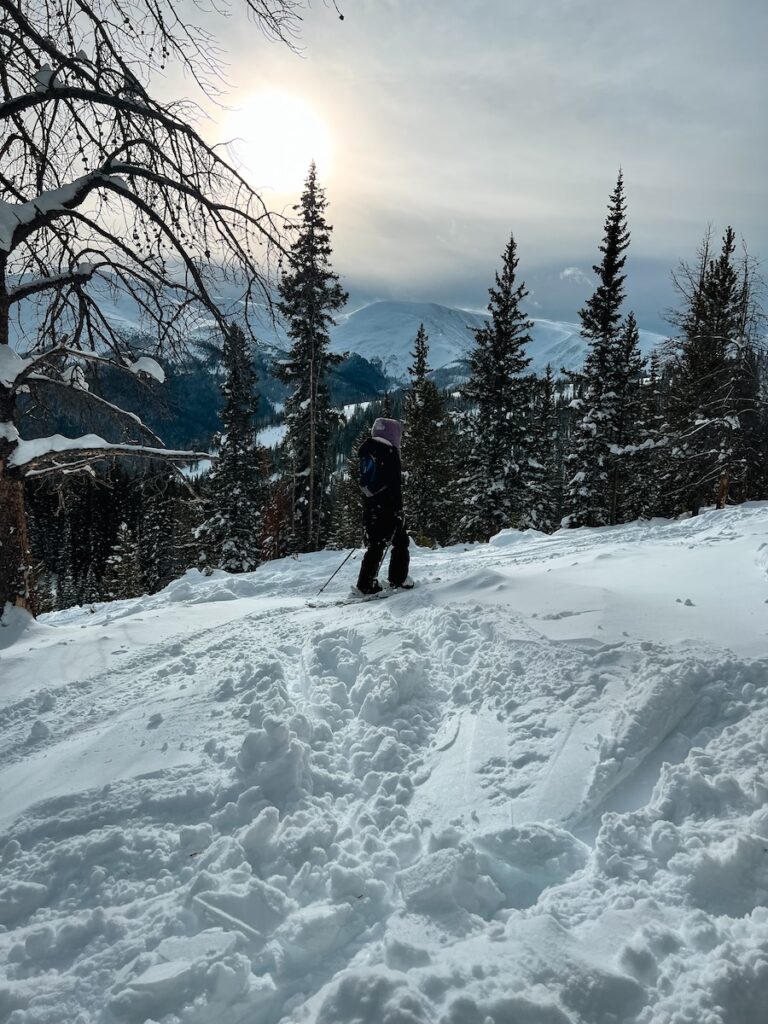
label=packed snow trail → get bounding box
[1,505,768,1024]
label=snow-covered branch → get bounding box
[7,263,99,304]
[0,170,128,253]
[9,431,210,473]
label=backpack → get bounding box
[360,450,387,498]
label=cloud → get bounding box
[193,0,768,322]
[559,267,592,287]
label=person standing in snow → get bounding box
[355,417,413,595]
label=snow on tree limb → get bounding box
[8,431,210,472]
[128,356,165,383]
[0,172,120,252]
[7,264,98,303]
[0,346,31,387]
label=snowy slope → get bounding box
[329,301,488,378]
[2,505,768,1024]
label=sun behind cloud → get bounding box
[224,89,332,194]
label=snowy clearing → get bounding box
[1,504,767,1024]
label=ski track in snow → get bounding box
[1,505,768,1024]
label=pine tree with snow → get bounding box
[608,312,651,522]
[174,486,207,576]
[565,171,634,527]
[55,512,79,609]
[80,563,101,605]
[158,476,208,577]
[402,324,454,546]
[626,348,668,519]
[139,480,180,592]
[521,366,562,532]
[664,227,761,514]
[259,479,294,562]
[327,428,368,550]
[736,343,764,503]
[276,162,348,553]
[103,522,143,600]
[461,233,533,540]
[198,324,264,573]
[33,564,57,615]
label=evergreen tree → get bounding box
[80,563,101,605]
[522,366,562,532]
[580,171,630,342]
[609,312,650,522]
[628,349,668,519]
[139,482,177,592]
[664,227,759,513]
[461,233,533,540]
[260,478,293,562]
[103,522,143,600]
[402,324,454,546]
[56,512,79,609]
[33,564,57,615]
[327,428,368,550]
[738,344,765,502]
[171,483,207,577]
[198,323,264,572]
[565,170,635,527]
[276,162,348,552]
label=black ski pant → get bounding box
[357,517,410,592]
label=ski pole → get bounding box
[317,548,357,596]
[375,541,391,580]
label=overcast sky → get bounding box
[190,0,767,330]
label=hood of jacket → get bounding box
[371,417,402,449]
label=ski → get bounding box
[307,580,432,610]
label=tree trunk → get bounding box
[1,259,35,613]
[0,468,35,614]
[0,387,35,614]
[609,465,619,526]
[308,340,316,552]
[0,263,36,614]
[716,471,730,510]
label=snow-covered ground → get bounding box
[1,505,767,1024]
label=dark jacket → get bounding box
[358,436,403,538]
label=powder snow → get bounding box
[1,504,767,1024]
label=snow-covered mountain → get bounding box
[2,504,768,1022]
[330,300,668,380]
[11,282,668,383]
[330,301,488,378]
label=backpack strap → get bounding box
[359,449,388,498]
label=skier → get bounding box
[354,417,413,596]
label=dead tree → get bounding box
[0,0,323,612]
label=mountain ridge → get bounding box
[328,299,668,380]
[11,281,669,382]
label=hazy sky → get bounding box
[187,0,766,329]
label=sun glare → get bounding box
[225,90,332,194]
